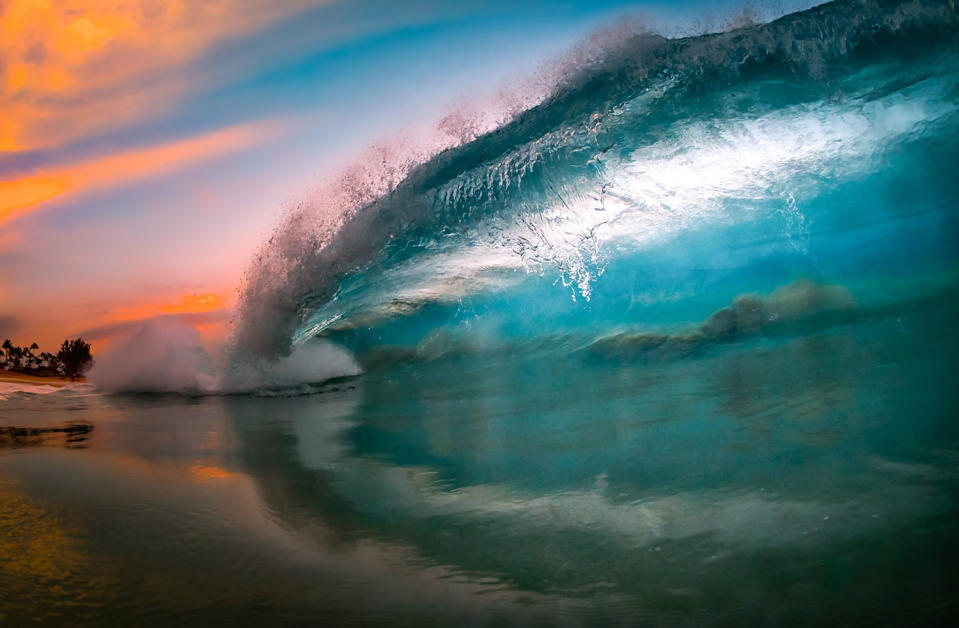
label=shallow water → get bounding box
[2,292,958,625]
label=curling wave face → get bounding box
[233,0,959,375]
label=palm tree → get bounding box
[26,342,40,370]
[38,351,60,374]
[58,338,94,380]
[5,343,23,370]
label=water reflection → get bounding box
[1,299,958,624]
[0,422,94,448]
[224,302,958,623]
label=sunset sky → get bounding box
[0,0,814,350]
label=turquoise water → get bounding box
[4,0,959,624]
[2,293,958,624]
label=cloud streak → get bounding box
[111,293,228,323]
[0,120,284,225]
[1,0,320,153]
[74,291,234,343]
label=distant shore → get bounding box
[0,371,84,387]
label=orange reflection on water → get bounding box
[189,464,243,482]
[0,476,112,612]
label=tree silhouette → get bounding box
[26,342,40,369]
[2,340,24,369]
[40,351,61,374]
[57,338,93,380]
[1,338,93,377]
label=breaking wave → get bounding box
[88,0,959,393]
[90,319,359,395]
[232,0,959,374]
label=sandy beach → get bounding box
[0,371,82,388]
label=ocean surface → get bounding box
[3,0,959,624]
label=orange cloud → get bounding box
[111,293,229,323]
[0,177,68,221]
[67,293,234,350]
[0,120,281,224]
[1,0,319,152]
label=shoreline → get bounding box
[0,371,84,388]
